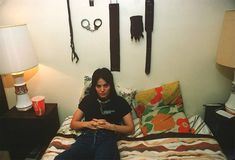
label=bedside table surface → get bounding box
[3,103,57,118]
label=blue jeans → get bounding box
[54,129,120,160]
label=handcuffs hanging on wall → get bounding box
[81,18,102,32]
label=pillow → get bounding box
[57,116,81,136]
[133,81,183,118]
[133,81,190,136]
[140,104,190,136]
[127,117,144,138]
[79,75,92,102]
[116,85,139,120]
[188,114,213,135]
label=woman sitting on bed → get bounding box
[55,67,134,160]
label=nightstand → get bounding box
[204,104,235,160]
[0,103,60,160]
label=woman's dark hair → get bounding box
[89,67,117,99]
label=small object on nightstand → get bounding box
[216,110,235,119]
[226,107,235,115]
[31,96,45,116]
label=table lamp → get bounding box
[0,24,38,111]
[216,10,235,114]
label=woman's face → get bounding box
[95,78,111,99]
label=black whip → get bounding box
[66,0,79,63]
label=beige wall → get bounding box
[0,0,235,123]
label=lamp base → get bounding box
[225,80,235,114]
[225,94,235,115]
[15,83,32,111]
[12,72,32,111]
[17,105,32,111]
[16,94,32,111]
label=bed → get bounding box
[41,115,226,160]
[41,79,227,160]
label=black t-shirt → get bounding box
[79,95,132,124]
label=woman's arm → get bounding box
[96,112,135,135]
[70,108,99,130]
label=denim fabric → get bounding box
[54,129,120,160]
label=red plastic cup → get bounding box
[31,96,45,116]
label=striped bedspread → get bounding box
[118,133,227,160]
[41,115,227,160]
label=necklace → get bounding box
[97,99,114,115]
[97,98,110,104]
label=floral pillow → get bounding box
[133,81,183,118]
[140,104,190,136]
[133,81,190,136]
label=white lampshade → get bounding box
[0,24,38,74]
[216,10,235,114]
[0,24,38,111]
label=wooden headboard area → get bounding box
[0,77,8,113]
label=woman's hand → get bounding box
[92,115,134,134]
[93,119,115,131]
[71,109,134,134]
[94,113,135,134]
[85,119,100,129]
[85,119,111,130]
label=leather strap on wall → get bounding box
[109,3,120,71]
[145,0,154,75]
